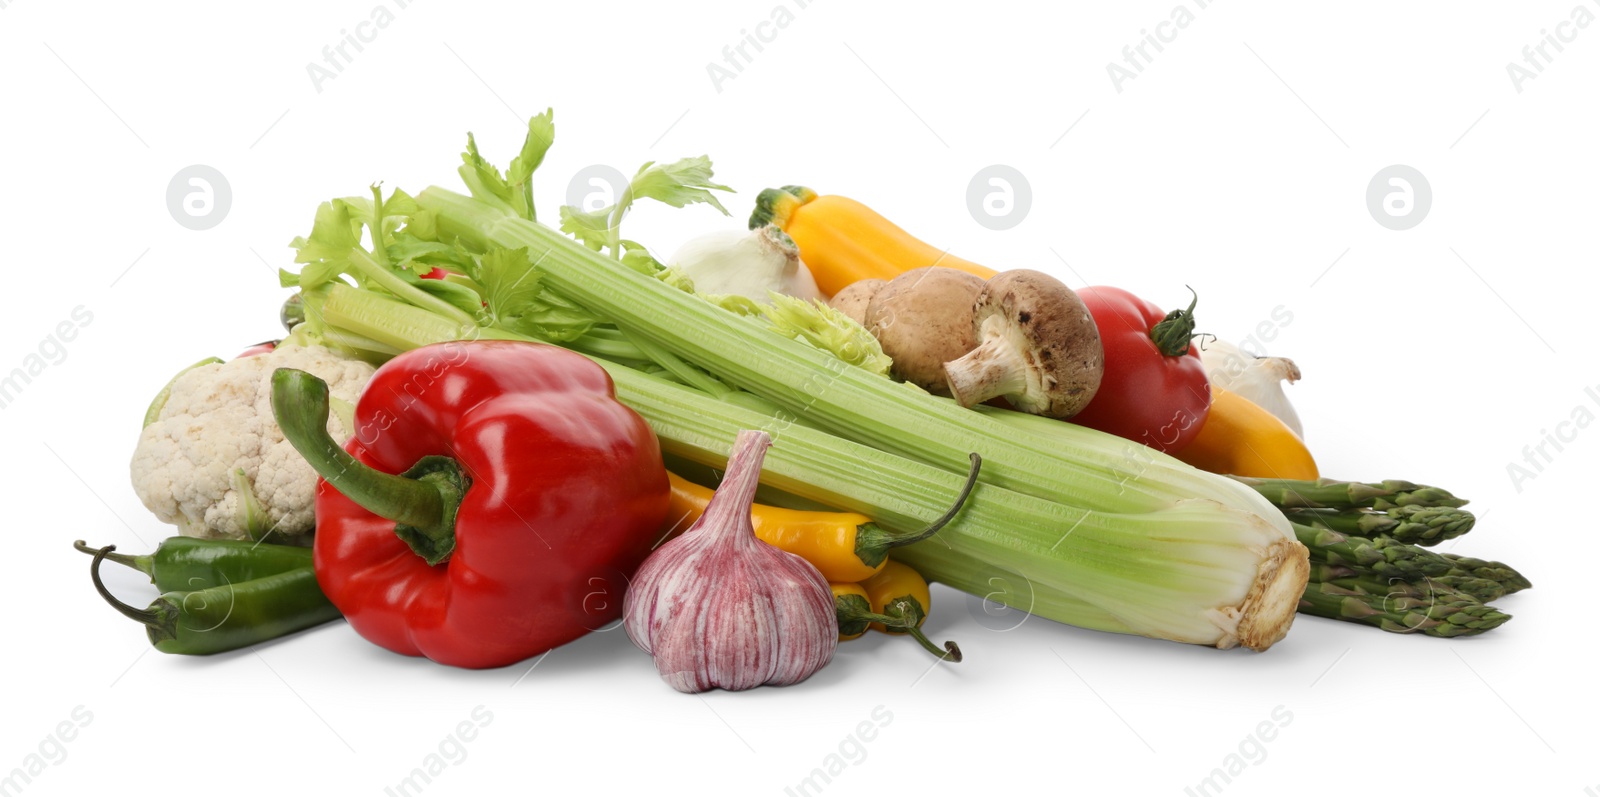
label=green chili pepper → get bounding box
[87,545,341,655]
[74,538,312,593]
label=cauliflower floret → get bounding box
[131,344,375,540]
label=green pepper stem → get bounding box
[74,539,150,575]
[887,598,962,662]
[904,625,963,662]
[87,545,161,628]
[1148,286,1199,357]
[854,452,983,567]
[838,607,916,629]
[270,368,465,565]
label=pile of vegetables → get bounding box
[78,109,1529,693]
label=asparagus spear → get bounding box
[1294,524,1531,596]
[1309,562,1357,581]
[1284,505,1475,547]
[1294,523,1449,581]
[1441,552,1533,594]
[1429,575,1510,603]
[1297,578,1511,638]
[1235,477,1468,510]
[1309,562,1507,602]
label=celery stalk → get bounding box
[603,361,1306,649]
[414,187,1286,526]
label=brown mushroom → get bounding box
[827,278,887,327]
[864,267,984,394]
[943,270,1103,418]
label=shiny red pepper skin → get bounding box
[1069,286,1210,454]
[312,340,669,669]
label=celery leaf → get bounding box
[629,156,732,214]
[477,248,543,323]
[461,132,512,206]
[760,293,893,376]
[559,204,615,252]
[508,110,555,189]
[287,199,363,289]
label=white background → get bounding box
[2,1,1596,794]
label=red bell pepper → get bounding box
[1069,287,1210,454]
[271,340,669,669]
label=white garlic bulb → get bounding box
[668,225,824,304]
[1198,339,1305,439]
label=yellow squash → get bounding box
[1175,387,1319,480]
[749,186,997,296]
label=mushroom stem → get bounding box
[944,334,1030,408]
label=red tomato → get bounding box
[1069,286,1210,453]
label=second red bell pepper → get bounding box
[272,340,669,669]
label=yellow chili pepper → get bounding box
[749,186,997,297]
[1174,387,1319,480]
[666,473,877,581]
[832,582,890,642]
[860,561,961,661]
[662,454,981,583]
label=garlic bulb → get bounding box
[668,225,824,304]
[622,430,837,693]
[1198,339,1305,439]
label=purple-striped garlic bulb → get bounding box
[622,430,837,693]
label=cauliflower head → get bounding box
[131,344,375,540]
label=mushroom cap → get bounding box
[827,278,887,327]
[866,267,985,394]
[966,270,1103,417]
